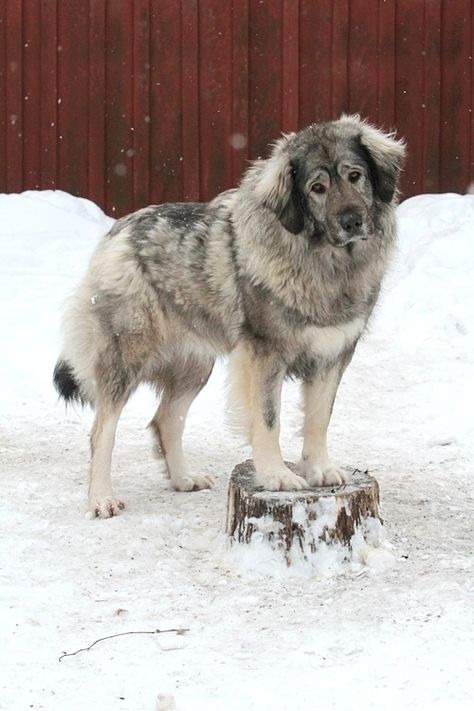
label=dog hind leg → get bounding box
[89,399,126,517]
[88,343,144,517]
[149,361,214,491]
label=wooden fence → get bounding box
[0,0,473,216]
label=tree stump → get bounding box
[226,460,382,564]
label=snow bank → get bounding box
[375,193,474,353]
[0,189,113,273]
[0,190,113,410]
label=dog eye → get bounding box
[348,171,362,183]
[311,183,326,194]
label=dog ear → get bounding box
[278,179,306,234]
[340,115,406,203]
[358,122,406,203]
[252,138,305,234]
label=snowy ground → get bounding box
[1,190,473,710]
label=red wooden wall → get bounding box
[0,0,473,217]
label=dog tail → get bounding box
[53,359,88,406]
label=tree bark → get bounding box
[226,460,382,562]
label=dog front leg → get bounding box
[298,365,348,486]
[250,355,308,491]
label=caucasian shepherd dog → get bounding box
[54,115,405,518]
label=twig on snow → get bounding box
[58,627,189,662]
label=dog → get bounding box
[54,114,405,518]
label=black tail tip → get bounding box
[53,360,86,406]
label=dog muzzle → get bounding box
[330,209,368,247]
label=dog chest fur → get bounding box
[300,317,366,360]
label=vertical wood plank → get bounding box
[181,0,200,200]
[249,0,282,160]
[22,0,41,189]
[0,1,7,189]
[40,0,58,189]
[439,0,472,192]
[347,0,379,119]
[199,0,233,200]
[423,0,441,193]
[88,0,106,208]
[281,0,299,133]
[331,0,350,117]
[471,0,474,192]
[5,0,24,192]
[57,0,89,198]
[395,0,425,197]
[132,0,151,210]
[104,0,134,216]
[231,0,249,185]
[299,0,332,125]
[377,0,396,127]
[149,0,182,204]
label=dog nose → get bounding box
[340,210,363,234]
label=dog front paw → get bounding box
[254,464,308,491]
[298,460,349,487]
[322,466,348,486]
[298,462,324,487]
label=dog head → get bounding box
[251,115,406,247]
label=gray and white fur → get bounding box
[54,115,406,518]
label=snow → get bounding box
[1,189,473,710]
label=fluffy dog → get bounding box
[54,115,405,517]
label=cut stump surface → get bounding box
[226,460,382,561]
